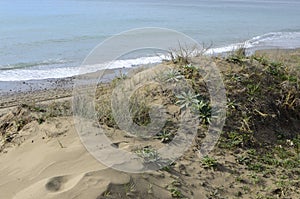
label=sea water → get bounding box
[0,0,299,81]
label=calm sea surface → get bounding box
[0,0,300,81]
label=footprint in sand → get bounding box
[13,174,84,199]
[13,169,130,199]
[45,176,66,192]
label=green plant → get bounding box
[111,70,127,87]
[182,63,197,70]
[229,73,242,82]
[163,69,184,83]
[21,103,46,113]
[175,90,200,110]
[129,97,151,126]
[124,182,136,196]
[275,146,293,159]
[247,149,257,156]
[247,83,260,96]
[154,130,174,143]
[168,44,197,65]
[259,153,280,166]
[207,189,221,198]
[275,180,289,188]
[247,163,265,172]
[268,61,284,76]
[96,98,116,128]
[281,158,298,169]
[201,155,218,169]
[46,101,71,118]
[37,117,45,124]
[236,155,251,165]
[221,131,252,149]
[292,135,300,157]
[102,190,111,197]
[227,132,245,148]
[226,47,247,65]
[235,176,246,183]
[240,114,252,132]
[160,162,175,172]
[248,173,262,185]
[241,185,250,192]
[16,119,26,131]
[135,146,160,164]
[192,100,211,124]
[226,98,237,110]
[169,187,183,198]
[254,55,269,66]
[235,191,243,197]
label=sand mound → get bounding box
[0,117,129,199]
[1,49,299,198]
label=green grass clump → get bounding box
[201,155,218,169]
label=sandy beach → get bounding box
[0,49,299,198]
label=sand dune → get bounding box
[0,117,131,199]
[1,49,299,198]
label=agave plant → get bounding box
[135,146,160,164]
[163,69,184,83]
[193,100,212,124]
[175,90,200,110]
[154,130,174,143]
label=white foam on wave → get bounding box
[205,43,249,55]
[1,31,299,82]
[206,31,300,55]
[0,55,166,81]
[248,32,300,48]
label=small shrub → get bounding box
[201,155,218,169]
[226,47,247,65]
[253,55,269,66]
[247,162,265,172]
[168,44,197,65]
[268,61,284,76]
[169,187,183,198]
[154,130,174,143]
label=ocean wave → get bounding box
[248,32,300,45]
[1,31,299,82]
[0,59,72,71]
[0,56,165,81]
[206,31,300,55]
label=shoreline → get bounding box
[0,48,299,110]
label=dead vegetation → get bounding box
[0,100,71,152]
